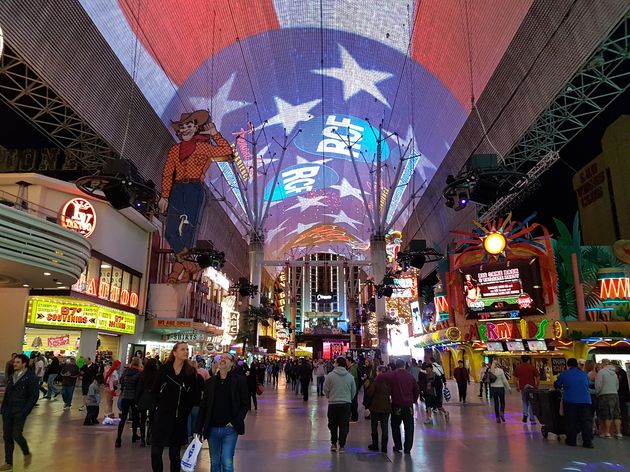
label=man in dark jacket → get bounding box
[195,353,249,472]
[380,359,420,454]
[453,360,470,404]
[0,354,38,471]
[298,359,313,402]
[363,365,391,452]
[115,357,142,447]
[79,357,98,411]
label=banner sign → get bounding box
[28,298,136,335]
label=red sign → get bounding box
[47,335,70,348]
[59,198,96,237]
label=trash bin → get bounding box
[529,389,564,439]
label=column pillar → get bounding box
[370,234,388,358]
[302,260,311,322]
[248,234,264,308]
[0,288,28,369]
[79,329,98,361]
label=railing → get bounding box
[0,188,61,223]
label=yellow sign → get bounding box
[28,298,136,335]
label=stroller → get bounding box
[528,389,564,439]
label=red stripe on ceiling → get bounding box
[118,0,280,85]
[411,0,533,109]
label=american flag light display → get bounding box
[80,0,532,258]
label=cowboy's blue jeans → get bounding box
[165,182,207,254]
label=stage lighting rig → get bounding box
[230,277,259,297]
[192,249,226,270]
[75,158,159,215]
[396,240,443,271]
[442,154,527,211]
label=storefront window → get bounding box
[72,254,142,310]
[109,266,124,303]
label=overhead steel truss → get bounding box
[0,43,117,170]
[479,12,630,221]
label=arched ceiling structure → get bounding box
[79,0,533,259]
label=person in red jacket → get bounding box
[379,359,420,454]
[514,355,539,424]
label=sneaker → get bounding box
[500,415,506,423]
[24,454,32,467]
[78,406,86,411]
[601,433,612,439]
[63,405,71,410]
[330,444,337,452]
[615,434,623,439]
[350,420,359,424]
[0,464,12,471]
[522,415,528,423]
[423,418,433,425]
[339,447,345,454]
[367,444,379,452]
[496,418,501,424]
[115,439,121,448]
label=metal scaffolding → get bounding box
[479,13,630,221]
[0,44,117,170]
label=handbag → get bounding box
[181,435,203,472]
[443,385,452,402]
[256,384,264,396]
[482,368,497,384]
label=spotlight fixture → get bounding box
[230,277,259,297]
[195,250,226,270]
[396,240,443,271]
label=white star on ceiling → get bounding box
[190,73,250,133]
[266,219,288,242]
[312,45,394,107]
[330,177,367,204]
[265,96,321,135]
[324,209,362,231]
[398,125,436,182]
[286,221,319,237]
[286,195,327,212]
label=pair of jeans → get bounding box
[2,412,29,465]
[351,392,359,421]
[61,384,76,407]
[317,376,325,396]
[188,406,200,437]
[563,403,593,446]
[45,374,58,398]
[117,398,140,441]
[391,405,414,452]
[84,405,99,425]
[301,379,310,401]
[491,387,506,418]
[521,388,535,418]
[209,426,239,472]
[370,411,389,451]
[327,403,351,447]
[139,409,154,443]
[479,381,488,398]
[151,445,181,472]
[165,182,207,253]
[457,382,468,402]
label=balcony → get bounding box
[0,191,91,288]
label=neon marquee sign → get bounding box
[478,319,548,342]
[59,198,96,237]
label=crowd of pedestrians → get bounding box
[2,347,630,470]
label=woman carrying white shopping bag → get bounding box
[194,353,249,472]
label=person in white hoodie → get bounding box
[314,360,326,397]
[323,357,357,454]
[595,358,621,439]
[487,358,511,423]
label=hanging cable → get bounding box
[119,0,141,159]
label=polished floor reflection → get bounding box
[2,379,630,471]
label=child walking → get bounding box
[84,374,102,425]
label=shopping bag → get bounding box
[181,435,203,472]
[256,384,264,396]
[443,386,452,402]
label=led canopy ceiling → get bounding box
[81,0,533,258]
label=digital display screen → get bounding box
[526,340,547,351]
[78,1,533,259]
[462,259,545,319]
[506,340,525,351]
[485,341,504,352]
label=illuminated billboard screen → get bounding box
[462,259,545,319]
[79,1,532,259]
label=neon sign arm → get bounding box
[334,130,375,232]
[228,159,255,226]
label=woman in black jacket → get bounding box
[150,342,201,472]
[195,353,249,472]
[135,358,158,447]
